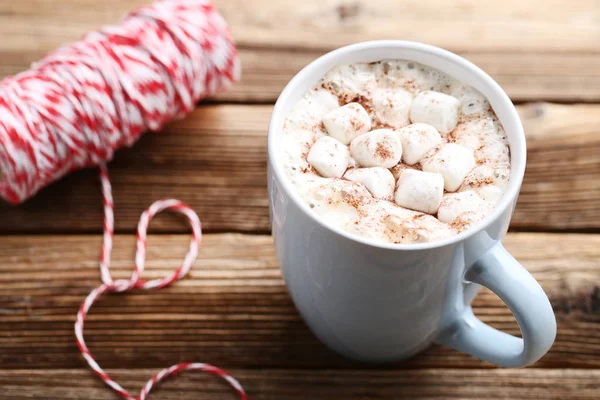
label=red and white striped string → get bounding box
[0,0,246,398]
[75,164,247,399]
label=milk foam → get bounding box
[280,60,510,244]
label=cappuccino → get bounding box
[280,60,510,244]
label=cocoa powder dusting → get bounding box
[373,121,394,130]
[339,185,372,216]
[375,142,392,160]
[447,126,458,142]
[315,120,326,134]
[402,78,416,93]
[449,213,477,232]
[301,164,316,174]
[390,163,421,180]
[383,62,391,74]
[337,92,352,106]
[350,115,365,132]
[338,93,372,115]
[450,219,469,232]
[341,190,362,209]
[464,175,494,188]
[300,150,314,173]
[356,95,373,114]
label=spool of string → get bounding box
[0,0,246,398]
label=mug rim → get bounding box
[268,40,526,251]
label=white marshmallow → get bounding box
[350,129,402,168]
[410,91,460,134]
[421,143,475,192]
[307,136,350,178]
[459,165,506,206]
[322,102,371,145]
[397,123,443,165]
[371,88,413,128]
[460,165,510,192]
[344,167,395,200]
[475,185,504,205]
[394,169,444,214]
[437,191,483,223]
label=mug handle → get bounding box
[436,242,557,367]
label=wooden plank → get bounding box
[0,1,599,102]
[0,103,598,233]
[217,48,600,103]
[0,232,598,370]
[2,0,598,52]
[3,46,599,104]
[0,368,599,399]
[516,103,600,230]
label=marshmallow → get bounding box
[344,167,395,200]
[437,191,483,223]
[371,88,413,128]
[461,165,510,192]
[475,185,504,205]
[410,91,460,134]
[459,165,507,206]
[322,102,371,145]
[350,129,402,168]
[460,166,505,205]
[307,136,350,178]
[421,143,475,192]
[397,123,443,165]
[394,169,444,214]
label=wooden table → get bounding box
[1,1,599,399]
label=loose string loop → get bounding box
[74,164,247,399]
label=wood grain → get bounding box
[1,1,599,102]
[0,103,598,233]
[1,1,598,398]
[0,368,599,399]
[217,48,600,103]
[2,0,598,51]
[1,232,598,370]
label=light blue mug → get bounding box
[268,41,556,367]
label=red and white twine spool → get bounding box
[0,0,239,204]
[0,0,246,398]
